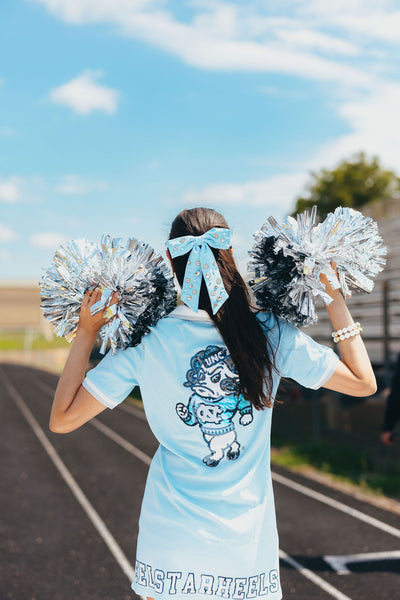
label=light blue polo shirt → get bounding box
[83,304,339,600]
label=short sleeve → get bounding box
[257,312,340,390]
[82,344,143,409]
[275,319,340,390]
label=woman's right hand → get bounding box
[78,287,119,336]
[319,261,342,302]
[320,263,377,397]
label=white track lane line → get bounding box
[35,378,147,421]
[33,376,374,599]
[279,550,353,600]
[34,379,152,465]
[118,402,147,421]
[85,414,358,599]
[272,471,400,539]
[53,409,356,600]
[91,418,152,466]
[324,550,400,575]
[35,377,400,540]
[1,369,136,586]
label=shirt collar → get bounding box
[168,303,213,322]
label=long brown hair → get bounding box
[169,207,278,410]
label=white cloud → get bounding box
[0,178,20,203]
[55,175,108,194]
[183,74,400,216]
[0,175,49,204]
[298,0,400,43]
[180,73,400,216]
[33,0,400,198]
[274,28,359,56]
[0,224,17,243]
[49,70,120,115]
[308,82,400,173]
[33,0,158,23]
[30,232,69,249]
[34,1,374,89]
[182,172,307,212]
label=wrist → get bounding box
[327,287,344,301]
[332,322,362,343]
[75,324,99,342]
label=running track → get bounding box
[1,364,399,600]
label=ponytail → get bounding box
[169,207,278,410]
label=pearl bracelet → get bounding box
[332,322,362,343]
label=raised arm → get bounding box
[320,267,377,397]
[49,287,118,433]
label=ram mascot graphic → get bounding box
[176,345,253,467]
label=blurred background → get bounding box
[2,3,400,598]
[1,0,399,497]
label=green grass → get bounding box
[123,389,400,499]
[128,386,142,403]
[271,439,400,498]
[0,331,69,351]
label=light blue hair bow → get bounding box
[166,227,231,314]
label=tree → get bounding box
[291,152,400,219]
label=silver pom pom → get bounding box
[40,239,103,342]
[248,206,387,326]
[315,206,387,297]
[40,235,177,353]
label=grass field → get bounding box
[2,283,399,502]
[0,330,69,351]
[270,438,400,499]
[125,390,400,500]
[0,283,69,351]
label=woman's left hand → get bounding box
[50,286,120,434]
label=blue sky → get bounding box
[1,0,400,280]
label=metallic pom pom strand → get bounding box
[90,235,177,353]
[247,234,314,326]
[40,236,177,353]
[40,239,103,343]
[313,207,387,298]
[248,206,333,326]
[91,235,177,353]
[247,206,387,327]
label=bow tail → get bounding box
[200,245,228,314]
[179,243,229,314]
[180,247,202,311]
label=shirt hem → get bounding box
[309,353,340,390]
[81,377,119,409]
[131,582,282,600]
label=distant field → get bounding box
[0,285,43,328]
[0,330,69,351]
